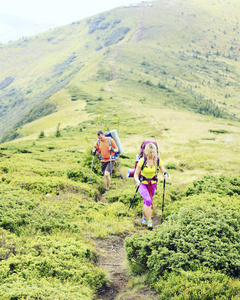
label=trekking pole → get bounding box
[129,178,142,210]
[161,179,166,222]
[89,151,95,184]
[110,150,112,183]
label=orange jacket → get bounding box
[96,138,117,162]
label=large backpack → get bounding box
[139,140,159,160]
[127,140,160,178]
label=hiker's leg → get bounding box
[104,161,115,190]
[101,162,110,190]
[142,205,146,218]
[151,182,157,196]
[143,205,152,222]
[139,184,152,221]
[104,170,111,190]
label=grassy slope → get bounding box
[0,0,240,298]
[2,0,240,188]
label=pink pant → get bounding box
[139,183,157,207]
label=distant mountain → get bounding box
[0,12,56,44]
[0,0,240,142]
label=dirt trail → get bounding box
[95,216,161,300]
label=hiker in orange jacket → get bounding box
[93,130,118,195]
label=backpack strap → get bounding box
[141,155,147,171]
[141,155,160,171]
[140,155,160,182]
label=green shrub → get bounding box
[165,162,178,170]
[209,129,230,134]
[1,129,21,143]
[0,279,94,300]
[67,166,98,183]
[88,15,106,34]
[0,234,107,299]
[12,175,69,195]
[14,102,57,129]
[155,269,240,300]
[0,76,14,90]
[104,27,130,46]
[125,205,240,282]
[186,175,240,196]
[1,166,8,173]
[106,186,141,206]
[55,123,61,137]
[39,131,45,138]
[53,54,77,74]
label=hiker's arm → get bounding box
[160,165,166,175]
[93,143,99,155]
[160,165,169,180]
[134,165,141,185]
[110,139,118,153]
[92,147,97,154]
[109,146,118,153]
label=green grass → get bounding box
[1,0,240,298]
[0,108,240,298]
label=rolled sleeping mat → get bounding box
[110,129,124,154]
[127,169,135,178]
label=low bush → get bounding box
[125,205,240,282]
[209,129,230,134]
[88,15,106,34]
[186,174,240,196]
[14,102,57,129]
[67,166,99,184]
[104,27,130,46]
[0,233,107,299]
[0,76,14,90]
[0,190,79,234]
[80,201,135,238]
[0,279,94,300]
[155,269,240,300]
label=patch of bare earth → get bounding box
[94,216,161,300]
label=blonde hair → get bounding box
[144,143,158,170]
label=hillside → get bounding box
[0,1,240,298]
[0,109,239,299]
[0,0,240,143]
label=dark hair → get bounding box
[97,130,104,136]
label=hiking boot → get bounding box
[147,220,153,230]
[141,217,147,226]
[102,189,109,196]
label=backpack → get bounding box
[139,140,159,160]
[127,140,160,178]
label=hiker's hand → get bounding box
[92,147,97,155]
[164,171,169,180]
[109,146,115,152]
[136,179,141,187]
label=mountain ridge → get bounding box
[0,0,240,142]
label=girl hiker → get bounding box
[93,130,118,195]
[134,142,168,230]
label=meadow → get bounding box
[0,0,240,298]
[0,97,240,298]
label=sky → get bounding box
[0,0,137,26]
